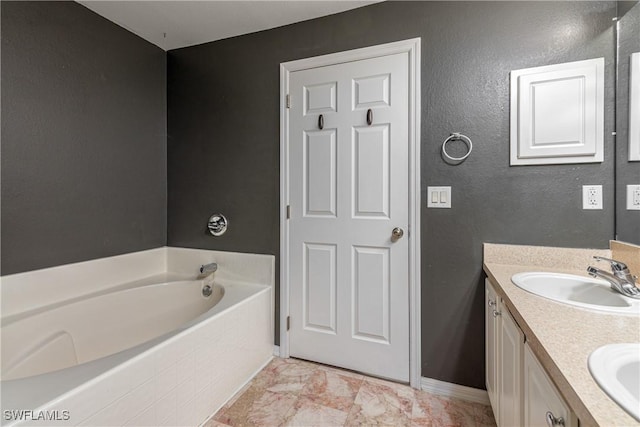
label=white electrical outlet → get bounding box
[627,185,640,210]
[582,185,603,210]
[427,186,451,208]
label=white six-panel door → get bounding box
[287,52,410,381]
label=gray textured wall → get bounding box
[616,1,640,244]
[1,1,167,275]
[168,1,616,388]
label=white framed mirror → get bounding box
[615,1,640,244]
[629,51,640,161]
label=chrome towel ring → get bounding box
[441,132,473,162]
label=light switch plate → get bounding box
[427,186,451,208]
[627,185,640,210]
[582,185,603,210]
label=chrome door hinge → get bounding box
[286,205,291,219]
[286,94,291,109]
[286,316,291,331]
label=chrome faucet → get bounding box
[199,262,218,276]
[587,256,640,299]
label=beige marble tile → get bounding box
[210,358,497,427]
[316,363,365,381]
[345,379,413,426]
[201,419,231,427]
[282,396,349,427]
[219,381,254,411]
[245,390,299,426]
[411,393,477,427]
[299,369,362,412]
[364,376,415,401]
[250,358,319,395]
[212,382,264,425]
[214,388,298,426]
[473,403,497,427]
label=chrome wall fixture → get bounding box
[441,132,473,163]
[207,213,228,236]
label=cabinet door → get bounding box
[524,343,577,427]
[499,307,524,427]
[485,280,499,414]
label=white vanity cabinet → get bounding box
[486,279,577,427]
[523,343,577,427]
[486,279,524,426]
[499,301,524,426]
[486,280,499,410]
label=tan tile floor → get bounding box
[205,357,497,427]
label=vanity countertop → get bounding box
[483,243,640,427]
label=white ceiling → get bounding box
[78,1,381,51]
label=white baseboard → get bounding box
[421,377,490,405]
[273,345,280,357]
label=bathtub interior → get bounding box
[0,247,275,426]
[2,280,224,382]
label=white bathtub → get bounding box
[2,278,225,381]
[1,248,275,427]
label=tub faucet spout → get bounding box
[200,262,218,276]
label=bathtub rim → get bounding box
[1,246,276,321]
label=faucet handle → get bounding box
[593,256,629,273]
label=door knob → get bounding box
[392,227,404,239]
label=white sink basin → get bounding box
[589,343,640,422]
[511,272,640,315]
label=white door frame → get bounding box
[279,38,421,388]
